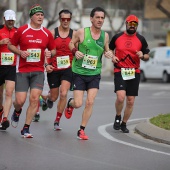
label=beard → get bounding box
[126,27,136,35]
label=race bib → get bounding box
[27,49,41,62]
[1,53,14,65]
[121,68,135,80]
[57,55,70,69]
[82,55,98,69]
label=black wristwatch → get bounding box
[44,63,49,67]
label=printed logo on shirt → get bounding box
[29,39,42,43]
[26,35,33,37]
[96,40,103,47]
[87,39,91,43]
[124,41,132,48]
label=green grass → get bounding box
[150,113,170,130]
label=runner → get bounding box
[45,9,76,130]
[8,4,56,138]
[0,10,17,130]
[65,7,113,140]
[109,14,150,133]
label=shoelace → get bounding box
[80,130,85,135]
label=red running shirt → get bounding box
[109,31,150,73]
[10,24,55,73]
[49,27,73,71]
[0,25,17,66]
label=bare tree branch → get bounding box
[47,0,62,28]
[156,0,170,18]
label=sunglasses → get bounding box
[61,18,71,22]
[127,22,138,27]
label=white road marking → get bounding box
[98,118,170,156]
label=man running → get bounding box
[8,4,56,138]
[45,9,76,130]
[65,7,113,140]
[0,10,17,130]
[109,15,150,133]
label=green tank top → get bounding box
[72,27,105,75]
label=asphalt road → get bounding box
[0,77,170,170]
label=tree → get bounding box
[156,0,170,18]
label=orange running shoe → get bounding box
[64,98,74,119]
[77,129,89,140]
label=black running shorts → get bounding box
[0,66,16,86]
[114,72,140,96]
[72,73,101,91]
[47,68,72,89]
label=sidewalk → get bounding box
[135,119,170,145]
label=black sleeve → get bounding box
[136,33,150,54]
[109,32,124,51]
[0,25,4,29]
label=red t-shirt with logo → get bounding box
[10,24,55,73]
[0,25,17,66]
[109,31,150,73]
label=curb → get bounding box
[135,119,170,145]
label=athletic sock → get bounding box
[55,112,62,122]
[80,125,85,131]
[121,121,126,126]
[15,108,22,114]
[2,117,7,121]
[115,115,121,119]
[23,124,30,129]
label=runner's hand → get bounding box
[20,50,30,59]
[104,50,113,59]
[112,55,119,63]
[75,51,84,59]
[46,65,54,73]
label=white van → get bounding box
[140,46,170,83]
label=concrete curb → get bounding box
[135,119,170,145]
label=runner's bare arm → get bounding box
[69,29,80,51]
[69,29,84,59]
[8,44,22,55]
[104,32,113,59]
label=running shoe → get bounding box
[120,123,129,133]
[47,99,53,109]
[0,107,4,123]
[21,127,33,138]
[54,121,62,131]
[11,109,22,128]
[77,129,89,140]
[113,115,121,130]
[64,98,74,119]
[33,114,40,122]
[42,100,48,111]
[0,118,10,131]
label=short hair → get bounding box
[90,7,106,18]
[59,9,72,18]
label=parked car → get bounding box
[140,46,170,83]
